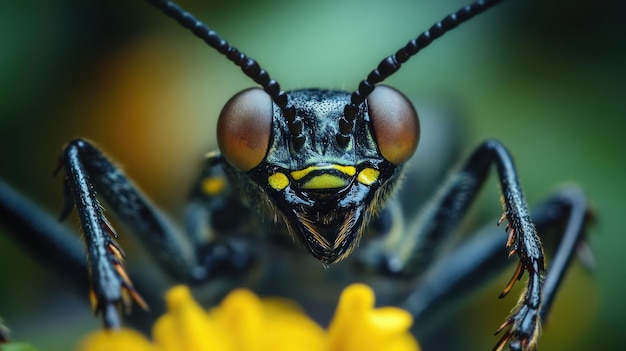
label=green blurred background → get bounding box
[0,0,623,349]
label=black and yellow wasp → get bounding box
[0,0,593,350]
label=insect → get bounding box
[0,0,593,350]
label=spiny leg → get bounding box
[361,139,549,350]
[0,140,257,330]
[0,142,255,331]
[57,138,202,328]
[398,187,591,350]
[0,178,162,331]
[493,187,593,351]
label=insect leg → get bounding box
[0,179,89,293]
[57,138,199,328]
[362,139,550,350]
[363,140,535,275]
[400,187,591,350]
[0,178,162,331]
[496,187,593,351]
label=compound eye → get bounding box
[217,88,273,171]
[367,85,420,165]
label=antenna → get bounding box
[146,0,304,147]
[337,0,506,145]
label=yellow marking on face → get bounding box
[357,168,379,185]
[268,172,290,190]
[302,174,349,189]
[290,164,356,180]
[201,177,225,195]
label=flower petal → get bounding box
[326,284,420,351]
[76,329,156,351]
[77,284,419,351]
[210,289,326,351]
[257,297,326,351]
[152,285,225,351]
[210,289,263,351]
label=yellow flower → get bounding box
[327,285,419,351]
[77,284,420,351]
